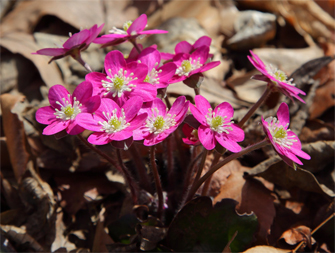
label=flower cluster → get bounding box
[35,13,311,201]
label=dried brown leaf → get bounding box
[280,225,315,247]
[0,94,29,183]
[0,32,64,87]
[242,245,288,253]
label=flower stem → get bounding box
[128,144,152,193]
[238,86,272,128]
[116,149,139,204]
[130,39,142,54]
[166,135,175,191]
[292,212,335,253]
[185,139,269,203]
[201,151,221,196]
[77,134,139,204]
[194,88,200,96]
[185,148,208,202]
[74,55,93,73]
[150,146,164,218]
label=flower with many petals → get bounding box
[76,97,147,146]
[161,36,213,60]
[94,14,167,47]
[182,124,200,146]
[189,95,244,152]
[33,24,104,64]
[86,50,157,106]
[134,47,176,89]
[248,50,306,103]
[262,102,310,168]
[36,81,101,135]
[133,97,189,146]
[171,46,220,83]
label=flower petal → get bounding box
[105,50,127,76]
[88,132,111,145]
[214,102,234,119]
[63,30,90,49]
[189,103,206,125]
[42,120,69,135]
[128,14,147,35]
[75,113,104,132]
[72,81,93,103]
[66,121,85,135]
[81,95,101,113]
[198,125,215,150]
[36,106,57,124]
[34,48,67,57]
[276,103,290,128]
[194,95,211,117]
[194,36,211,49]
[175,41,192,54]
[48,85,71,109]
[123,96,143,121]
[215,133,242,153]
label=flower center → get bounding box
[99,109,130,134]
[191,129,199,141]
[54,95,82,121]
[205,108,233,134]
[145,107,176,135]
[176,57,203,76]
[144,75,150,83]
[265,116,297,148]
[123,21,133,31]
[266,64,296,87]
[101,68,137,97]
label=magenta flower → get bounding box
[136,47,177,89]
[248,50,306,103]
[189,95,244,152]
[161,36,213,60]
[94,14,168,47]
[36,81,101,135]
[76,97,147,146]
[133,96,189,146]
[171,45,220,83]
[182,124,201,146]
[262,102,310,168]
[33,24,104,63]
[85,50,157,106]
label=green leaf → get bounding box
[165,197,258,252]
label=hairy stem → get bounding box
[238,86,272,128]
[201,151,222,196]
[150,146,164,218]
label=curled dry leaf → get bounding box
[0,32,64,88]
[280,225,315,247]
[0,93,30,183]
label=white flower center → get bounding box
[176,57,203,76]
[266,64,296,87]
[205,108,233,134]
[98,108,130,134]
[54,94,82,121]
[265,116,297,148]
[101,68,137,97]
[145,107,176,134]
[144,64,162,85]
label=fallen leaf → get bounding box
[0,94,30,183]
[280,225,315,247]
[242,245,289,253]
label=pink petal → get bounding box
[72,81,93,103]
[128,14,147,35]
[96,98,120,119]
[175,41,192,54]
[225,124,245,142]
[105,51,126,76]
[42,120,69,135]
[85,72,107,96]
[127,113,148,131]
[194,36,211,49]
[76,113,103,132]
[190,46,209,64]
[194,95,211,117]
[276,103,290,128]
[138,47,160,70]
[93,34,127,44]
[198,125,215,150]
[48,85,71,109]
[81,95,101,113]
[169,96,186,116]
[128,82,157,102]
[123,96,143,121]
[161,52,174,60]
[214,102,234,119]
[200,61,221,72]
[215,133,242,153]
[86,24,104,44]
[36,106,56,124]
[249,50,267,69]
[67,121,85,135]
[63,30,90,49]
[88,132,111,145]
[156,62,177,83]
[34,48,67,56]
[189,103,206,125]
[151,98,167,117]
[139,29,168,35]
[127,62,148,81]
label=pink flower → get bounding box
[33,24,104,63]
[133,96,189,146]
[76,97,147,146]
[94,14,168,47]
[262,102,310,168]
[171,46,220,83]
[35,81,101,135]
[248,50,306,103]
[135,47,177,89]
[182,124,200,146]
[85,50,157,106]
[161,36,213,60]
[189,95,244,152]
